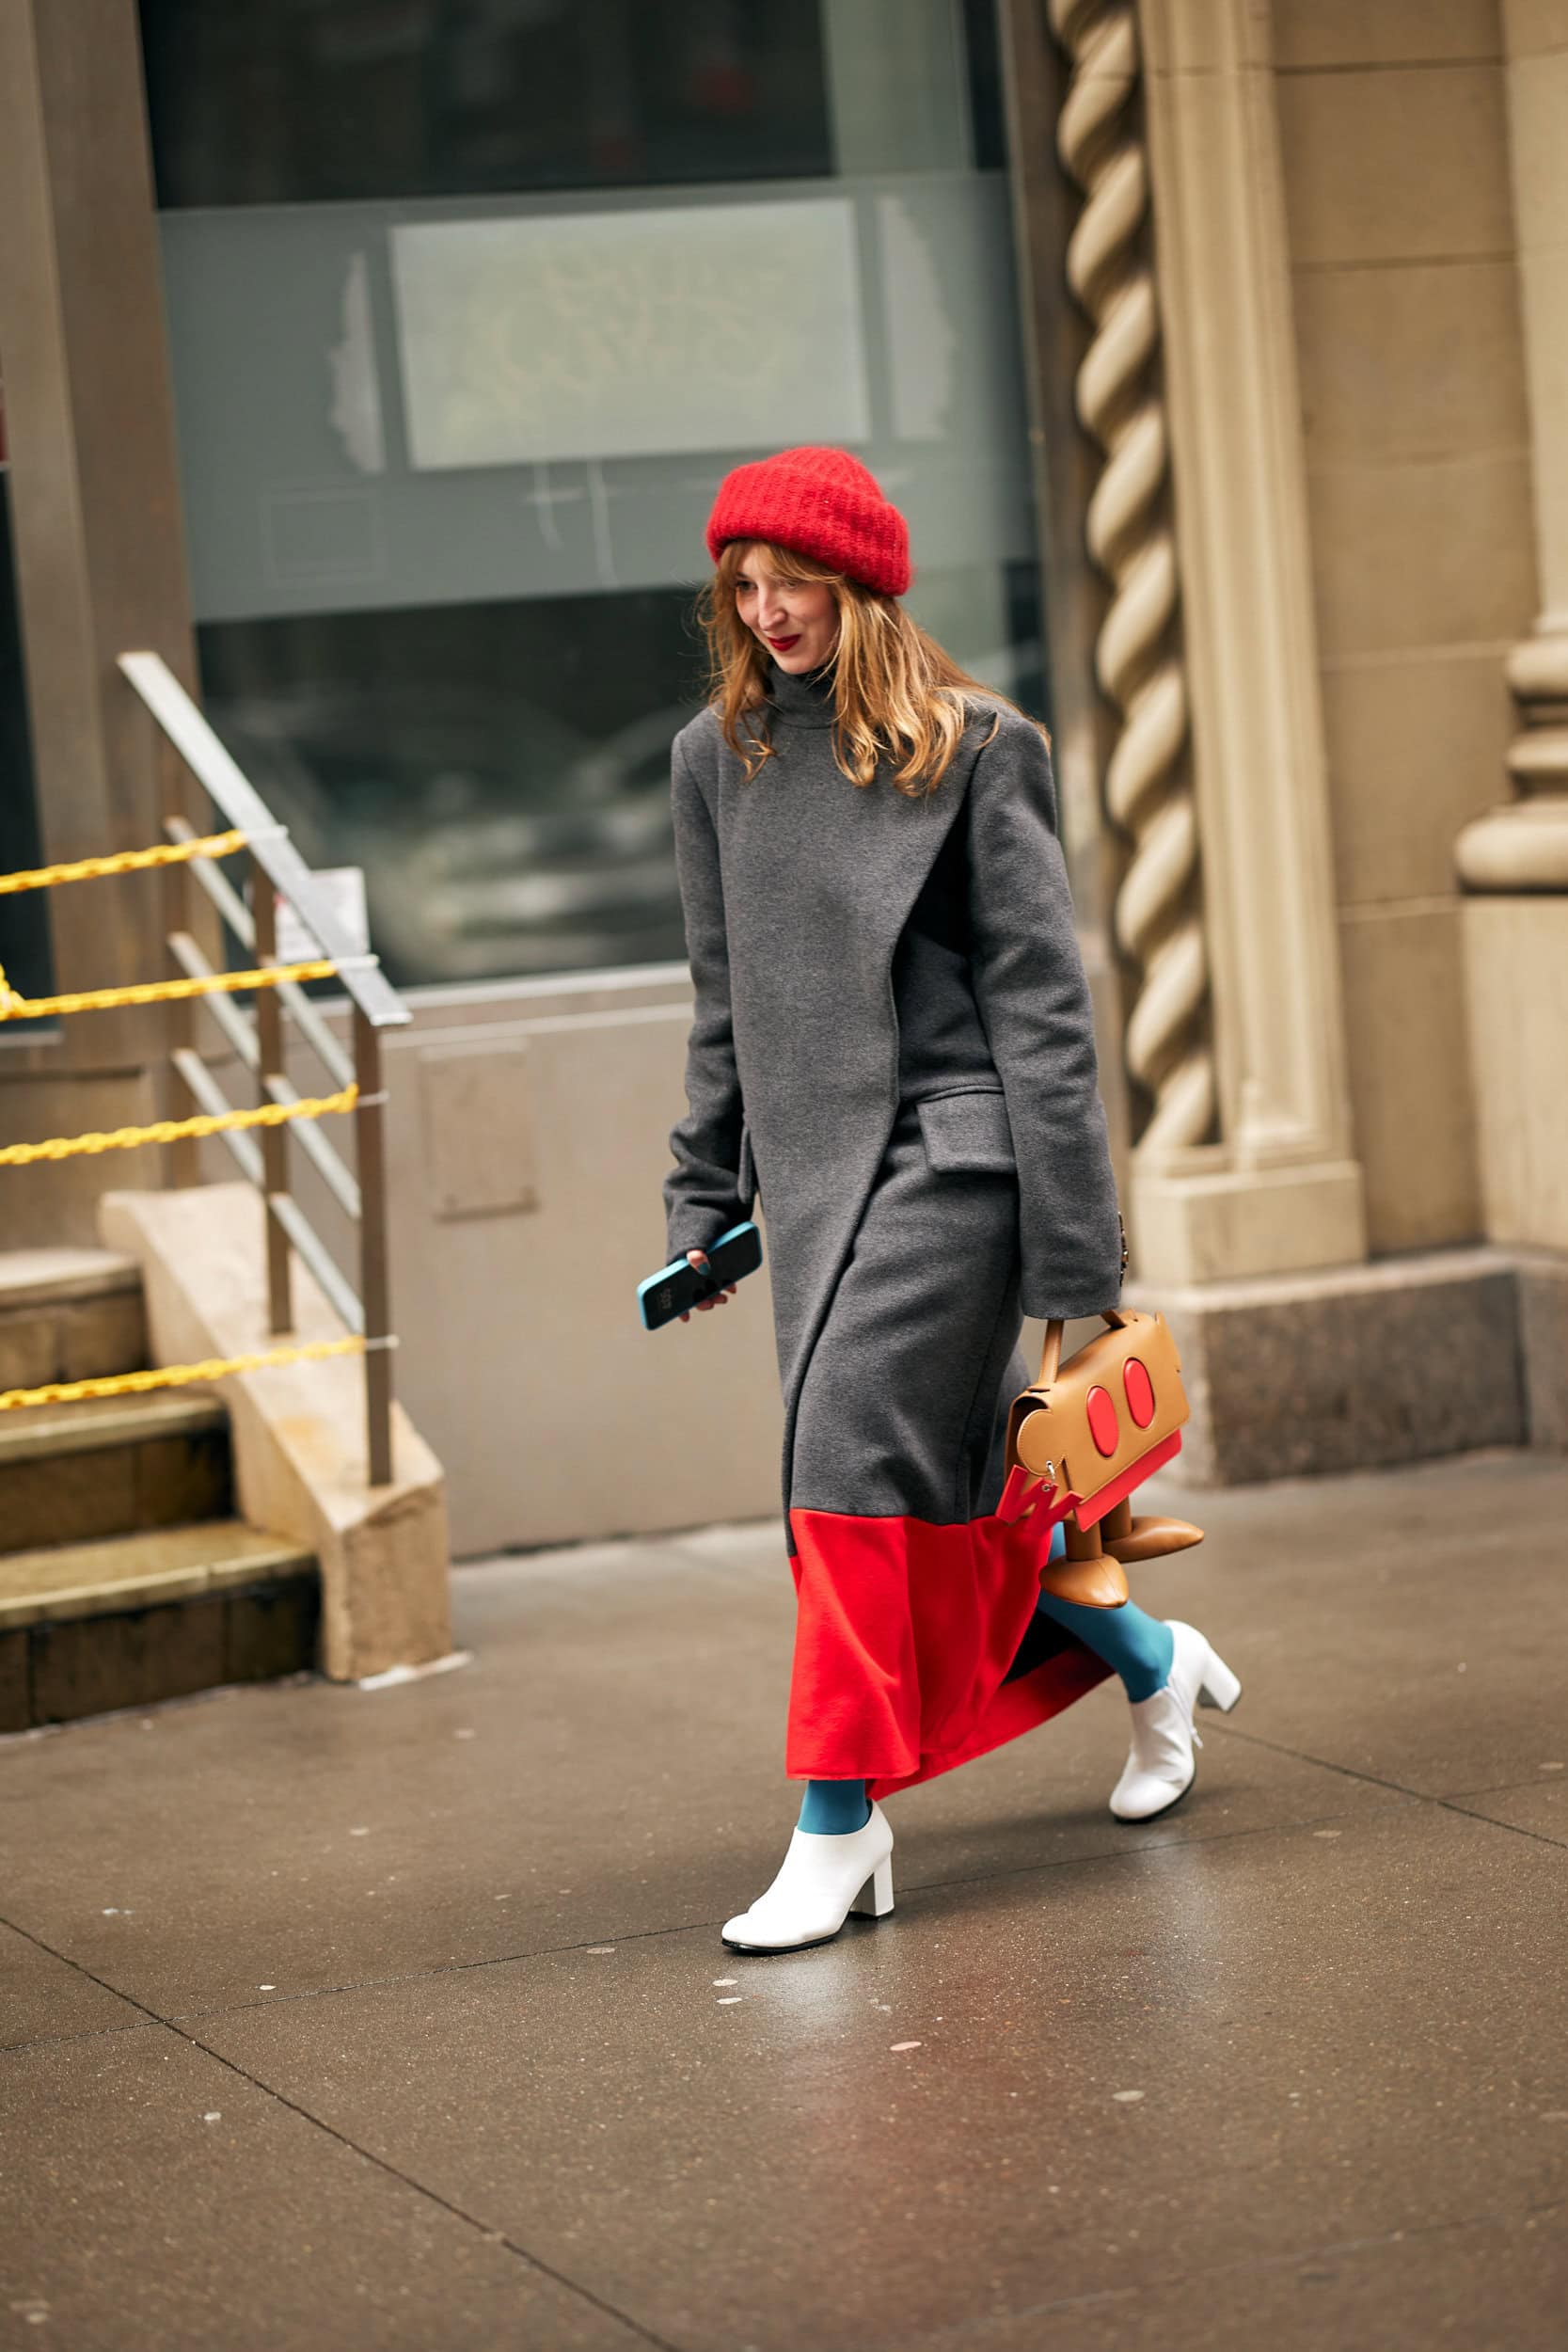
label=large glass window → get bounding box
[141,0,1051,992]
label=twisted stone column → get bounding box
[1050,0,1213,1162]
[1047,0,1365,1285]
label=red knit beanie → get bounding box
[705,445,911,598]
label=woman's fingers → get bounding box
[677,1248,737,1320]
[681,1248,711,1323]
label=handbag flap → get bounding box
[1005,1310,1189,1516]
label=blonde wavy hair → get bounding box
[695,538,1050,798]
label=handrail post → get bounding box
[156,732,202,1190]
[250,853,294,1335]
[354,1009,394,1487]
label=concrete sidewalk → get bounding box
[2,1447,1565,2350]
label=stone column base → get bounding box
[1132,1159,1367,1287]
[1127,1244,1568,1485]
[1518,1248,1568,1451]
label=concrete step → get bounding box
[0,1520,319,1730]
[0,1389,232,1552]
[0,1248,147,1394]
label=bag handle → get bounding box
[1032,1308,1132,1392]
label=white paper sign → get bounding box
[389,198,872,470]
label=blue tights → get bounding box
[1033,1518,1176,1702]
[796,1520,1176,1835]
[798,1778,874,1834]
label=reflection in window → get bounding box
[198,589,704,989]
[195,564,1049,993]
[139,0,833,209]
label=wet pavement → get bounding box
[2,1446,1565,2349]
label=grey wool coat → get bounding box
[662,657,1124,1536]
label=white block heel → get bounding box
[848,1853,895,1920]
[1109,1620,1243,1822]
[721,1801,895,1953]
[1197,1649,1243,1712]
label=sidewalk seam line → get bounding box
[5,1793,1410,2041]
[1,2015,161,2058]
[0,1913,684,2352]
[141,1801,1414,2024]
[1204,1723,1568,1850]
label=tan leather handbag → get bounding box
[998,1308,1204,1611]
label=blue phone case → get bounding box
[638,1220,761,1330]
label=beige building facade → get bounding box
[0,0,1563,1573]
[1123,0,1566,1474]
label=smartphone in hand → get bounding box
[638,1220,764,1330]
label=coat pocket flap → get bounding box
[915,1089,1017,1175]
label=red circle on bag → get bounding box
[1123,1357,1156,1428]
[1085,1385,1118,1455]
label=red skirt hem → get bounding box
[784,1502,1113,1793]
[861,1644,1112,1801]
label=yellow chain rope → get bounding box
[0,1335,366,1413]
[0,957,339,1023]
[0,829,247,896]
[0,1082,358,1168]
[0,836,375,1411]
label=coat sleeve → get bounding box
[964,709,1125,1322]
[662,733,749,1261]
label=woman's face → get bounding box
[734,547,840,674]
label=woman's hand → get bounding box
[678,1248,738,1322]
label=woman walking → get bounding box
[664,445,1238,1954]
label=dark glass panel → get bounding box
[961,0,1007,170]
[1003,557,1050,737]
[196,587,707,990]
[0,474,54,1014]
[139,0,833,210]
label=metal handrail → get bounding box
[173,1047,367,1335]
[163,816,356,1089]
[166,931,363,1220]
[118,653,409,1034]
[119,650,406,1486]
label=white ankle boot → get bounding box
[721,1801,895,1953]
[1109,1619,1243,1822]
